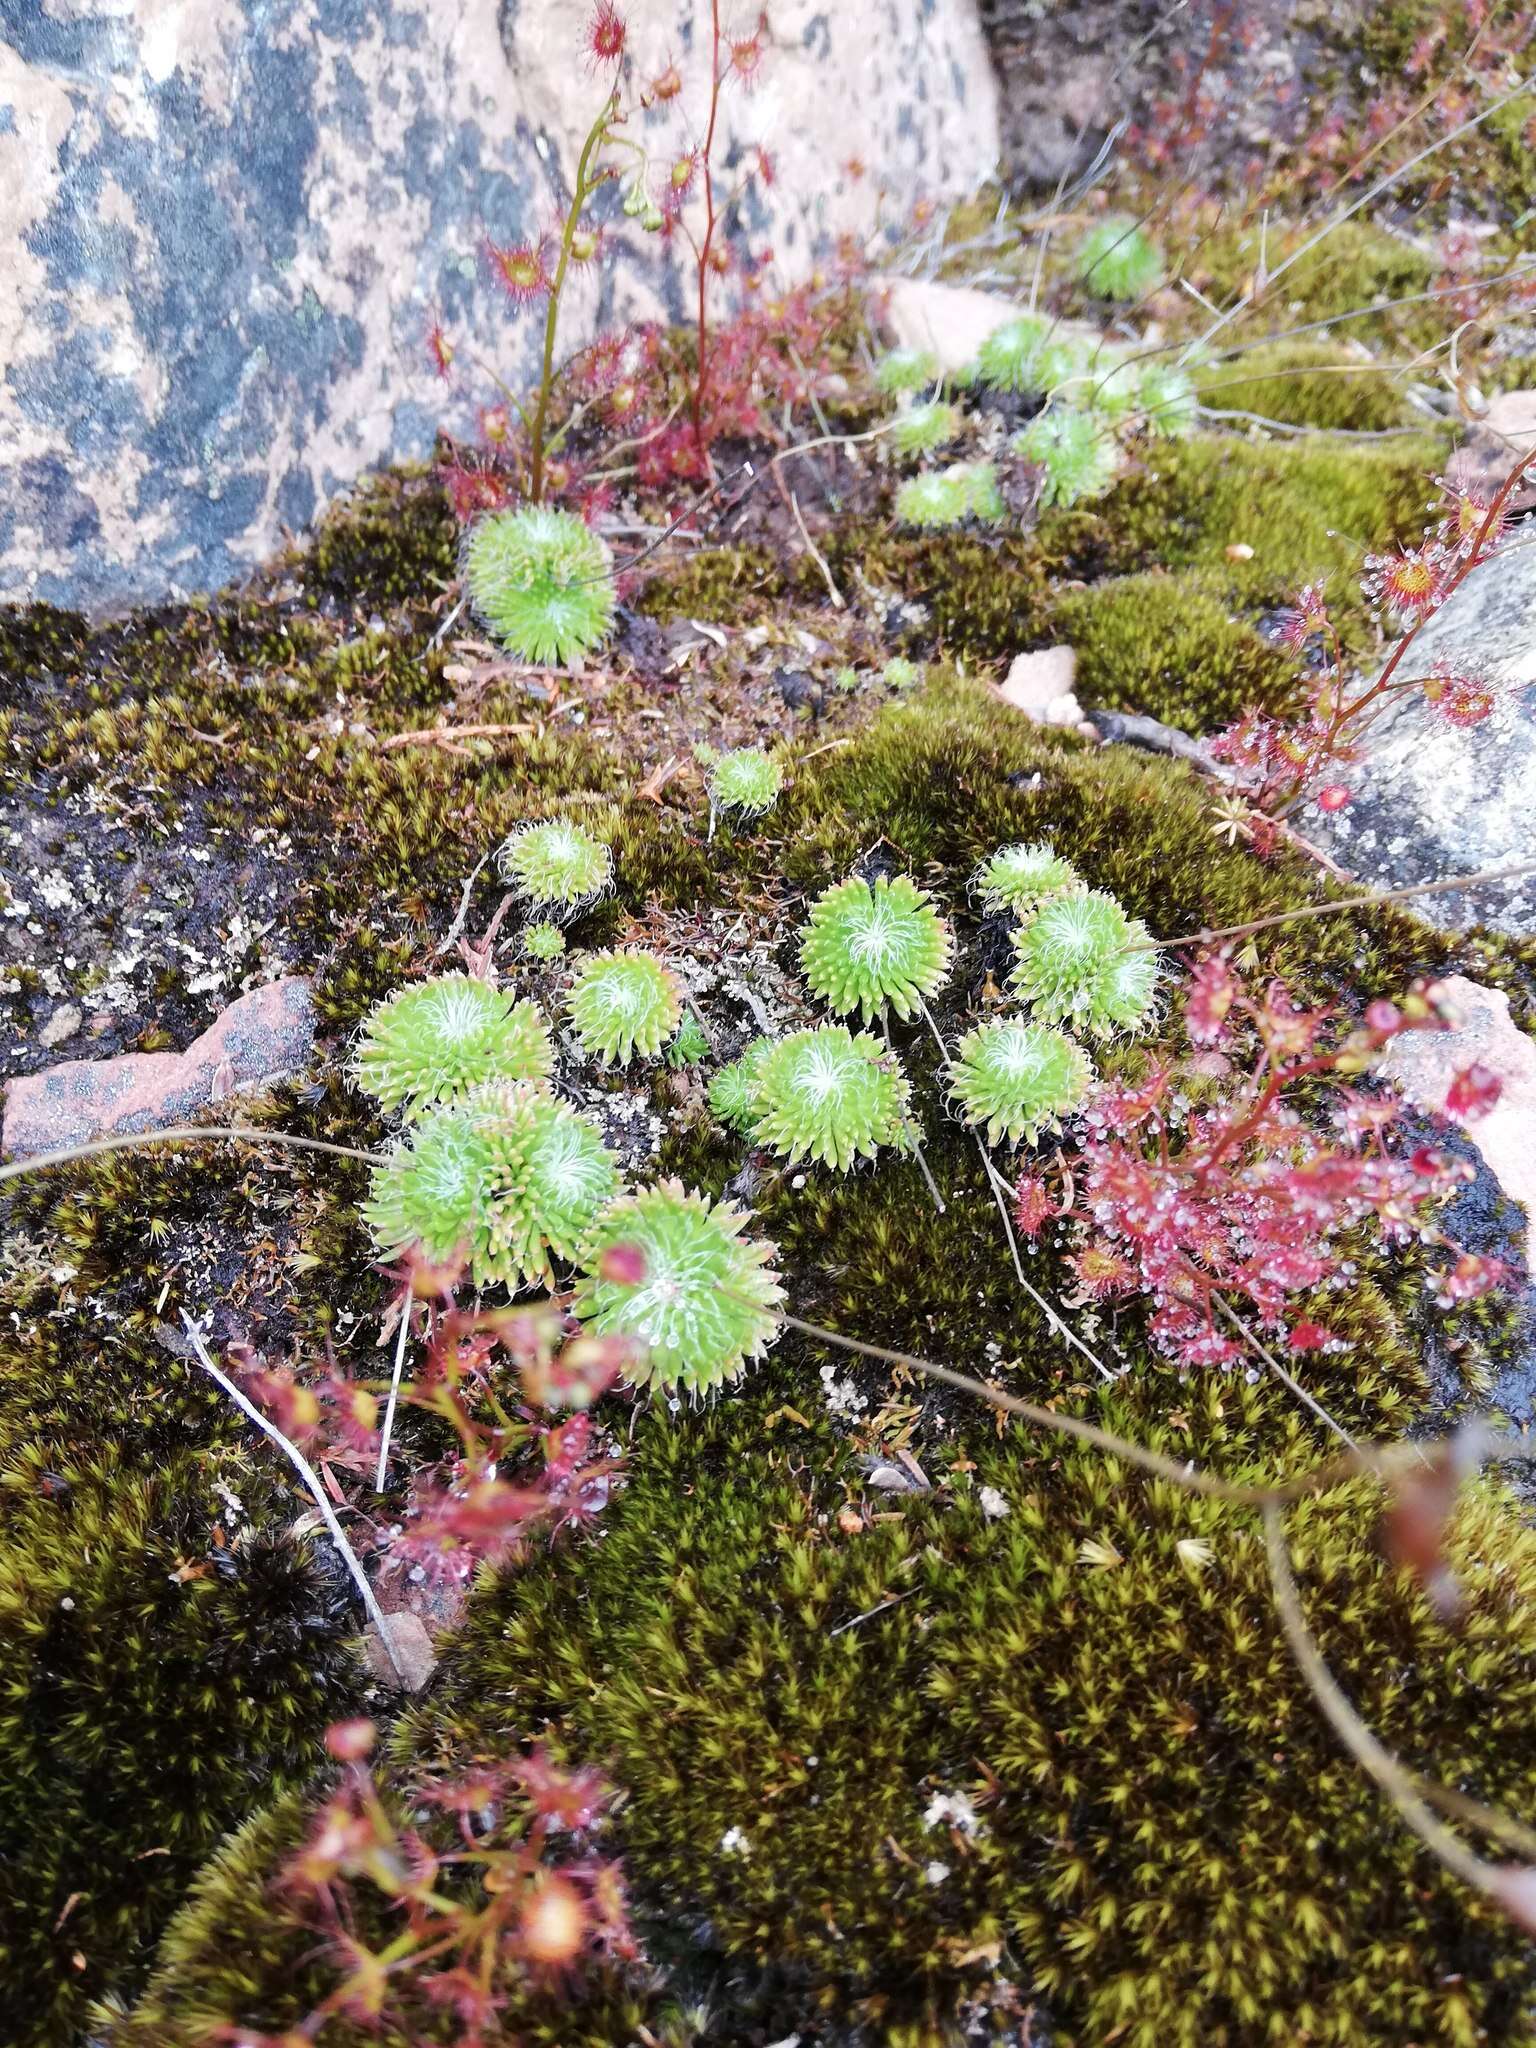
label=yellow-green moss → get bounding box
[1193,340,1418,432]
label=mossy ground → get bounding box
[3,188,1536,2047]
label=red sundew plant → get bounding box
[1015,961,1509,1370]
[1209,448,1533,820]
[429,0,818,517]
[221,1721,636,2046]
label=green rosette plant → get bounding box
[974,313,1051,392]
[893,461,1003,529]
[874,346,939,394]
[522,921,567,963]
[568,949,682,1065]
[1075,216,1165,300]
[972,842,1084,920]
[498,819,613,921]
[666,1014,712,1068]
[708,1038,773,1133]
[573,1180,784,1394]
[463,504,616,666]
[353,974,553,1120]
[708,747,784,820]
[800,874,952,1023]
[1136,361,1198,438]
[363,1083,620,1290]
[947,1019,1092,1145]
[1015,407,1119,508]
[891,399,959,456]
[1011,889,1160,1036]
[749,1025,913,1171]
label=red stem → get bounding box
[691,0,723,455]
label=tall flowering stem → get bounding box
[690,0,725,459]
[530,96,619,502]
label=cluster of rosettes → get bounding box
[1011,888,1160,1037]
[894,461,1004,529]
[463,505,616,667]
[890,399,959,456]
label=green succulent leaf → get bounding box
[891,399,959,455]
[666,1013,712,1068]
[1014,407,1120,508]
[948,1019,1092,1145]
[750,1024,913,1170]
[894,461,1004,529]
[353,974,553,1120]
[498,818,613,920]
[1075,216,1165,300]
[568,949,682,1065]
[972,842,1084,919]
[1136,362,1198,438]
[463,504,616,666]
[363,1083,620,1289]
[800,874,952,1023]
[573,1179,783,1393]
[709,747,784,819]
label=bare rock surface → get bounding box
[1,973,315,1158]
[1,0,998,612]
[1303,537,1536,936]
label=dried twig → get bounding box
[181,1313,407,1684]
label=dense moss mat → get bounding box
[0,1446,361,2046]
[1,402,1529,2044]
[1190,340,1421,433]
[119,1367,1536,2047]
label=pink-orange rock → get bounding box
[1378,975,1536,1267]
[2,977,315,1160]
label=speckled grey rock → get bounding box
[0,0,998,613]
[1302,540,1536,937]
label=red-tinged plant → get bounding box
[247,1720,637,2045]
[1020,959,1510,1370]
[1210,449,1533,820]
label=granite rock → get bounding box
[0,0,999,612]
[1303,538,1536,936]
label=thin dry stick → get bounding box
[1181,72,1535,364]
[380,723,535,752]
[975,1151,1117,1385]
[1145,857,1536,952]
[181,1314,407,1684]
[0,1124,389,1189]
[374,1297,415,1494]
[788,489,844,609]
[1262,1500,1511,1906]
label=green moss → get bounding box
[374,1347,1536,2044]
[0,1445,361,2046]
[633,545,789,626]
[1193,340,1417,432]
[1195,221,1436,336]
[1051,572,1301,728]
[301,467,457,611]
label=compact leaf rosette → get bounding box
[498,819,613,921]
[800,874,952,1023]
[1011,888,1159,1037]
[464,504,616,666]
[568,949,683,1066]
[749,1024,913,1171]
[573,1180,784,1394]
[948,1018,1092,1145]
[353,973,554,1120]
